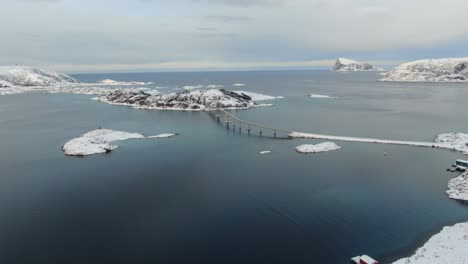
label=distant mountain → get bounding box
[332,58,379,72]
[381,58,468,82]
[0,66,78,87]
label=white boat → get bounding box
[351,255,379,264]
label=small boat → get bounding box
[351,255,379,264]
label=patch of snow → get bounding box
[62,129,176,156]
[295,142,341,154]
[434,133,468,153]
[332,58,380,72]
[234,91,277,101]
[276,96,285,99]
[381,57,468,82]
[310,94,338,99]
[259,151,272,155]
[392,221,468,264]
[447,172,468,202]
[233,83,246,87]
[98,79,151,85]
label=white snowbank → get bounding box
[234,91,280,101]
[62,129,176,156]
[98,79,152,85]
[310,94,338,99]
[392,221,468,264]
[295,142,341,154]
[382,57,468,82]
[447,172,468,202]
[259,151,272,155]
[0,66,78,87]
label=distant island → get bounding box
[381,57,468,82]
[0,66,78,87]
[332,58,380,72]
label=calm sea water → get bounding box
[0,71,467,264]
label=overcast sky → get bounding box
[2,0,468,73]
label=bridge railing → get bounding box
[209,108,292,139]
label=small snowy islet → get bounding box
[295,142,341,154]
[62,129,176,156]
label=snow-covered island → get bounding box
[96,89,276,111]
[332,58,380,72]
[381,57,468,82]
[0,66,79,87]
[295,142,341,154]
[62,129,176,156]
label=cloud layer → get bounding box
[2,0,468,72]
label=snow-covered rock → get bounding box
[381,58,468,82]
[332,58,379,72]
[233,83,246,87]
[434,133,468,153]
[295,142,341,154]
[447,172,468,202]
[392,221,468,264]
[98,79,152,85]
[310,94,338,99]
[62,129,176,156]
[259,151,272,155]
[0,66,78,87]
[234,91,280,101]
[96,89,272,111]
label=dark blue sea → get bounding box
[1,70,467,264]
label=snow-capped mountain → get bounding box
[96,89,272,111]
[332,58,379,72]
[0,66,79,87]
[381,58,468,82]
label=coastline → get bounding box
[390,171,468,264]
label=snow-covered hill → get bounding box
[0,66,78,87]
[332,58,379,72]
[96,89,274,111]
[381,58,468,82]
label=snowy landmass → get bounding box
[0,66,78,87]
[434,133,468,153]
[310,94,338,99]
[233,83,246,87]
[332,58,380,72]
[62,129,176,156]
[96,89,274,111]
[295,142,341,154]
[98,79,153,86]
[259,151,271,155]
[381,58,468,82]
[392,221,468,264]
[447,172,468,202]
